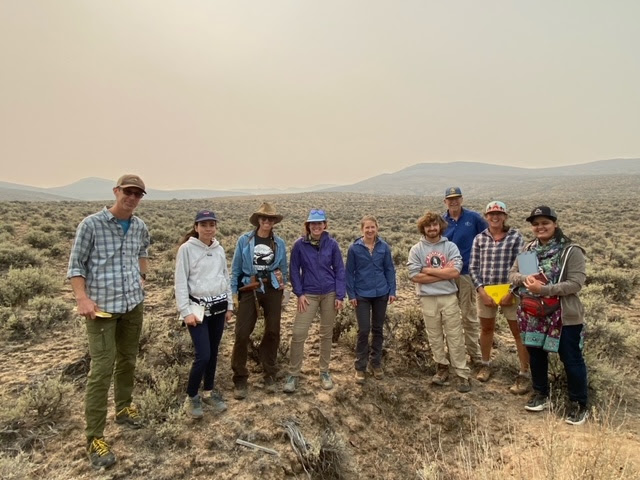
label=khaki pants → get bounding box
[420,294,470,378]
[288,293,336,376]
[456,275,481,359]
[85,302,143,440]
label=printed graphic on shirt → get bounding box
[253,237,274,272]
[425,251,446,269]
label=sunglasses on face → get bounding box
[120,187,145,198]
[258,216,276,222]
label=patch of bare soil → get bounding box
[2,282,640,479]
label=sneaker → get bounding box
[509,374,531,395]
[202,390,227,413]
[87,437,116,470]
[283,375,298,393]
[184,395,204,419]
[431,363,449,386]
[115,405,143,429]
[369,364,384,380]
[233,384,248,400]
[264,376,277,394]
[524,393,549,412]
[355,370,366,384]
[565,402,588,425]
[476,364,492,382]
[456,376,471,393]
[320,372,334,390]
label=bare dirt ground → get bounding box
[2,278,640,480]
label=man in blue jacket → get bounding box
[442,187,488,365]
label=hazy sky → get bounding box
[1,1,639,190]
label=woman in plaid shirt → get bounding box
[469,201,529,395]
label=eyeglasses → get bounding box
[120,188,145,199]
[258,216,276,222]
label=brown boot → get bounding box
[476,364,492,382]
[431,363,449,386]
[509,373,531,395]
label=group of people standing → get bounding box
[68,175,588,471]
[177,203,397,411]
[409,187,588,425]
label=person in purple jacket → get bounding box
[346,215,396,384]
[283,209,346,393]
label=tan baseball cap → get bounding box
[116,174,146,193]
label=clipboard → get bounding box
[483,284,511,304]
[517,251,539,275]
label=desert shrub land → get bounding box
[1,192,639,479]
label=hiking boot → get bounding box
[476,364,492,382]
[283,375,298,393]
[184,395,204,419]
[264,376,277,394]
[524,393,549,412]
[431,363,449,386]
[87,437,116,470]
[456,376,471,393]
[202,390,227,413]
[233,384,248,400]
[369,364,384,380]
[355,370,366,384]
[115,405,143,429]
[320,372,334,390]
[565,402,588,426]
[509,374,531,395]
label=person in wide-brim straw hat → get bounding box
[249,202,283,227]
[230,202,287,400]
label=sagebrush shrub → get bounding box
[0,267,60,307]
[0,244,43,270]
[27,296,72,329]
[24,230,60,250]
[16,376,73,419]
[587,266,638,304]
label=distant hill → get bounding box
[0,158,638,201]
[321,158,640,197]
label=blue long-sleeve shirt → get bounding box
[443,208,488,275]
[346,237,396,300]
[289,232,345,300]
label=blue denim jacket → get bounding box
[230,231,287,294]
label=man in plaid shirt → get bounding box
[67,174,150,470]
[469,201,530,395]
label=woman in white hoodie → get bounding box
[175,210,233,419]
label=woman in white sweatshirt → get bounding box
[175,210,233,419]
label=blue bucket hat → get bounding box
[306,209,327,222]
[194,210,218,223]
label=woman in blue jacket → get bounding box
[346,215,396,383]
[283,209,345,393]
[230,202,287,400]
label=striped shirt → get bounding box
[469,228,523,289]
[67,207,150,313]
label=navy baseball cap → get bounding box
[195,210,218,223]
[444,187,462,198]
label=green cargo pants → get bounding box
[85,302,143,440]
